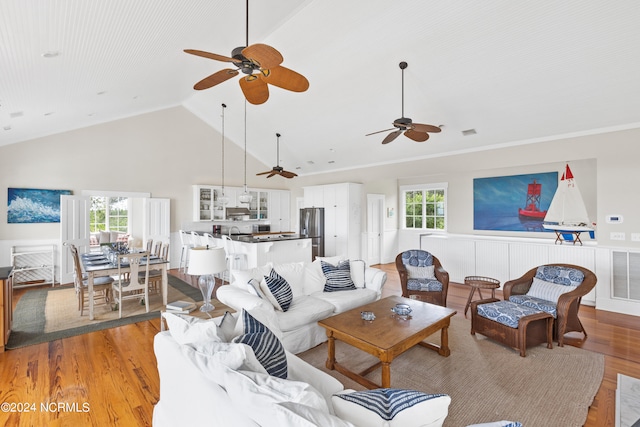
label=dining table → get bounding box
[80,250,169,320]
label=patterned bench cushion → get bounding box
[407,278,443,292]
[476,300,544,328]
[509,295,558,318]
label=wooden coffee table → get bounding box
[318,296,457,389]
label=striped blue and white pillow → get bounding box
[322,260,356,292]
[526,277,577,303]
[263,269,293,311]
[233,310,287,379]
[332,388,450,425]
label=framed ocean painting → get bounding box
[7,188,72,223]
[473,172,557,232]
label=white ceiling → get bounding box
[2,0,640,175]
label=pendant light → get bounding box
[218,103,230,206]
[238,100,253,204]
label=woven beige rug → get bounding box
[44,283,197,332]
[298,315,604,427]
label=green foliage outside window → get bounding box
[90,196,128,233]
[404,188,446,230]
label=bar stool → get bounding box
[463,276,500,317]
[222,235,248,283]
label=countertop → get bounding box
[188,231,310,243]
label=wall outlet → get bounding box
[610,232,626,241]
[631,233,640,242]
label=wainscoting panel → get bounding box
[509,243,550,278]
[475,240,510,286]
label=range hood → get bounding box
[226,207,251,221]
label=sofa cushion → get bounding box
[477,300,544,328]
[322,260,356,292]
[508,294,558,318]
[535,265,584,286]
[526,277,577,303]
[406,264,436,280]
[233,310,288,379]
[350,260,366,288]
[467,422,523,427]
[162,312,222,345]
[99,230,111,244]
[304,263,328,295]
[312,288,378,313]
[275,296,336,333]
[332,388,450,427]
[261,269,294,312]
[247,278,265,299]
[273,262,306,299]
[217,310,238,342]
[232,263,274,291]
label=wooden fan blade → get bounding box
[366,127,396,137]
[405,129,430,142]
[280,170,297,178]
[261,66,309,92]
[411,123,442,133]
[184,49,235,62]
[193,69,239,90]
[267,171,277,178]
[256,170,274,176]
[382,130,403,144]
[239,75,269,105]
[242,43,283,69]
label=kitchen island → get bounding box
[207,233,313,270]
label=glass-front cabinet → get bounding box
[193,185,216,221]
[248,190,269,220]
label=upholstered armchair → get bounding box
[502,264,597,346]
[395,250,449,306]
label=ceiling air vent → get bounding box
[462,128,477,136]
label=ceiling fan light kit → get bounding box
[184,0,309,105]
[366,61,441,144]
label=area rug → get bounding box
[6,275,201,349]
[617,374,640,427]
[297,315,604,427]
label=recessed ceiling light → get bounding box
[462,128,477,136]
[9,111,23,118]
[97,91,106,95]
[307,160,314,165]
[88,113,96,117]
[44,112,55,116]
[328,160,335,164]
[42,51,61,58]
[3,126,11,131]
[295,167,301,170]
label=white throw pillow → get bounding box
[163,312,222,345]
[99,230,111,244]
[217,310,238,342]
[406,265,436,280]
[526,277,577,303]
[350,259,366,288]
[185,340,267,374]
[332,389,451,427]
[303,263,327,295]
[232,263,274,290]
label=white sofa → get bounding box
[216,257,388,354]
[153,311,452,427]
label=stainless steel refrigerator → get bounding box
[300,207,324,260]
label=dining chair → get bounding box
[145,243,169,294]
[112,251,151,319]
[65,242,114,316]
[145,239,154,253]
[152,241,163,257]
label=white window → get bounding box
[400,183,448,231]
[90,196,129,233]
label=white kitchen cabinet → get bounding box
[248,190,269,220]
[303,183,362,259]
[193,185,216,221]
[268,190,291,232]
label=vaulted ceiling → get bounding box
[2,0,640,175]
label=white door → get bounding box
[366,194,385,265]
[60,195,91,284]
[143,198,171,253]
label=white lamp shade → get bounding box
[187,247,226,275]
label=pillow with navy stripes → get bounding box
[332,388,451,427]
[321,260,356,292]
[233,310,288,379]
[259,269,293,312]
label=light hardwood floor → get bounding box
[0,264,638,426]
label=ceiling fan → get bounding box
[256,133,297,179]
[366,61,441,144]
[184,0,309,105]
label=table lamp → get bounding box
[187,246,226,312]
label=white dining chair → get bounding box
[112,251,151,319]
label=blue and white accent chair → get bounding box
[395,250,449,306]
[502,263,597,346]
